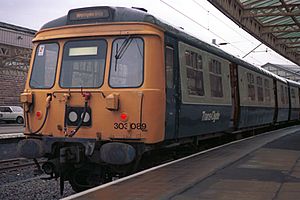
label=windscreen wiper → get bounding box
[114,36,133,71]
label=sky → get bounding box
[0,0,296,66]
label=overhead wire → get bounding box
[159,0,264,65]
[192,0,256,45]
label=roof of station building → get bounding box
[0,21,36,35]
[208,0,300,66]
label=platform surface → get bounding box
[65,125,300,200]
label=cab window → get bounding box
[109,37,144,88]
[60,39,107,88]
[30,43,59,88]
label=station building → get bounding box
[0,22,36,106]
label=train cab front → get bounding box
[17,6,166,192]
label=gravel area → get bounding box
[0,167,75,200]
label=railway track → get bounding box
[0,158,45,173]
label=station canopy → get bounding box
[208,0,300,66]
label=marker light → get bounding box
[68,111,78,122]
[120,113,128,122]
[81,112,91,123]
[36,111,42,120]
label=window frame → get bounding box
[29,42,60,89]
[59,38,108,89]
[108,36,145,89]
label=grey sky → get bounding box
[0,0,295,66]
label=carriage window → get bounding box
[60,40,107,88]
[291,88,296,99]
[247,73,255,101]
[264,79,271,102]
[285,86,289,105]
[280,85,285,104]
[185,50,204,96]
[30,43,58,88]
[209,59,223,98]
[166,46,174,89]
[109,37,143,88]
[291,88,296,104]
[257,76,263,102]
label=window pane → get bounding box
[109,38,144,88]
[285,87,288,104]
[185,50,204,96]
[280,85,285,104]
[264,79,269,88]
[209,59,223,98]
[257,87,264,102]
[60,40,107,88]
[247,73,255,101]
[264,79,271,102]
[187,69,204,96]
[30,43,58,88]
[197,54,203,69]
[166,46,174,89]
[291,88,296,98]
[210,74,223,97]
[185,51,191,66]
[256,77,263,102]
[256,77,262,86]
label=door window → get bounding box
[166,46,174,89]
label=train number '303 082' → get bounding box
[114,122,147,132]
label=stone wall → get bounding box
[0,72,27,106]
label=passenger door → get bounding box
[165,35,179,140]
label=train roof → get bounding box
[287,79,300,87]
[41,6,287,83]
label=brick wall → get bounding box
[0,72,27,106]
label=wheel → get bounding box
[69,164,107,192]
[16,116,24,124]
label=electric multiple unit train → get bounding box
[18,6,300,192]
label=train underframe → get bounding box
[18,136,146,193]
